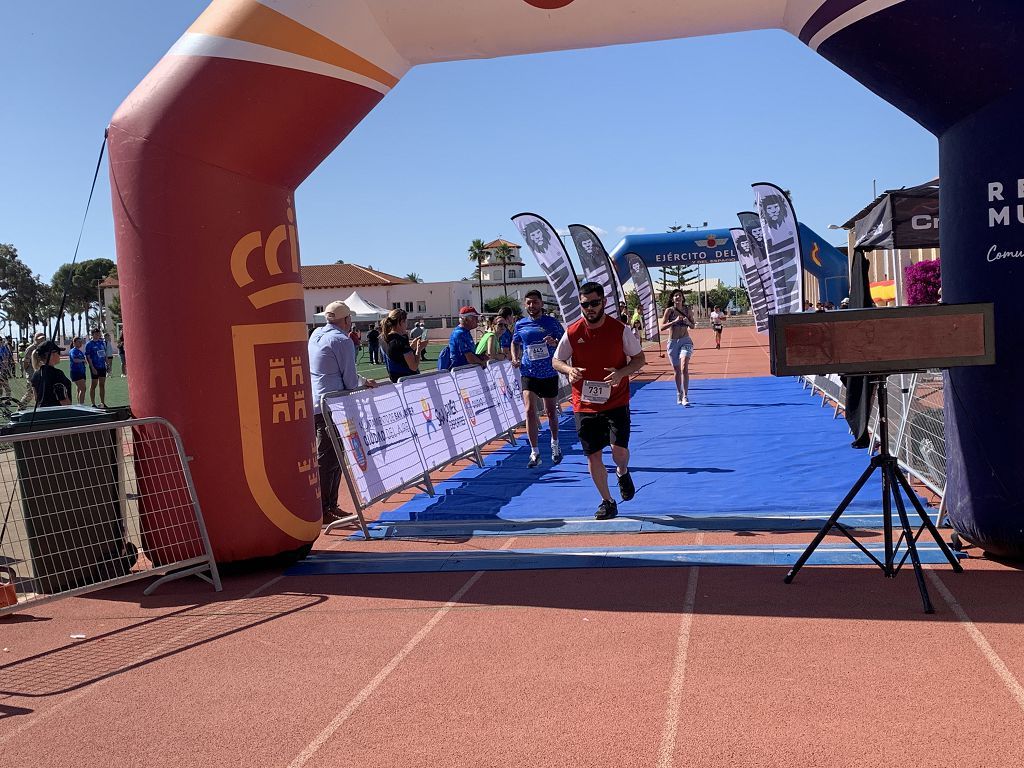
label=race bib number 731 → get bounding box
[582,380,610,404]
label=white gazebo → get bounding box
[342,290,390,322]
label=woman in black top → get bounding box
[30,340,73,407]
[382,309,425,383]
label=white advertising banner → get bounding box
[488,360,527,432]
[398,371,477,471]
[730,226,770,334]
[752,182,804,315]
[322,384,426,507]
[512,212,582,325]
[451,365,506,445]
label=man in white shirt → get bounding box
[308,301,377,525]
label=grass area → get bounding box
[3,342,449,413]
[3,359,129,409]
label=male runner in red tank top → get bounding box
[553,282,646,520]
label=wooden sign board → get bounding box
[768,303,995,376]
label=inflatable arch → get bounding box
[109,1,1024,562]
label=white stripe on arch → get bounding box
[167,33,395,95]
[809,0,908,51]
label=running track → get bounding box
[2,326,1022,767]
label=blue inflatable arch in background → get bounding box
[109,1,1024,561]
[607,225,849,305]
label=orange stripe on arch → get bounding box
[189,0,399,89]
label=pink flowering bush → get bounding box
[904,259,941,305]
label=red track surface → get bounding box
[3,325,1023,767]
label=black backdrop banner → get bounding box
[625,252,660,344]
[569,224,620,318]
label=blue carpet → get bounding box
[374,378,920,528]
[289,544,963,575]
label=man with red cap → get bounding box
[447,306,487,368]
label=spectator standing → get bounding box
[104,332,116,373]
[30,341,73,407]
[118,334,127,377]
[366,324,381,365]
[348,325,362,360]
[409,321,425,361]
[23,333,45,379]
[382,308,423,383]
[308,301,377,525]
[85,328,108,408]
[68,337,88,404]
[0,338,12,396]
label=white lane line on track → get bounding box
[287,537,517,768]
[926,568,1024,712]
[0,574,285,746]
[656,532,704,768]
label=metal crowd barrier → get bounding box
[0,417,222,617]
[320,360,570,534]
[800,372,948,516]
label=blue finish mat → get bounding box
[289,544,964,576]
[374,378,922,527]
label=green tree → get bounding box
[405,272,423,283]
[467,238,487,311]
[493,242,514,298]
[108,294,123,326]
[483,296,521,315]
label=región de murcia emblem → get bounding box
[230,200,321,542]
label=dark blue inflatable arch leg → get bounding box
[810,1,1024,557]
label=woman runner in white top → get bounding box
[659,290,694,406]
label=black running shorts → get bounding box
[575,406,630,456]
[522,375,559,400]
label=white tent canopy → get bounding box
[342,291,390,322]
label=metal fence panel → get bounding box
[451,365,506,446]
[398,371,481,472]
[0,417,221,616]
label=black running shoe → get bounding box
[528,451,541,468]
[617,471,636,502]
[595,499,618,520]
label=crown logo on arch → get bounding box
[230,203,303,309]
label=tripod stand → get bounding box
[784,373,962,613]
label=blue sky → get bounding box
[1,1,938,288]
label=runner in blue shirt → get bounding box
[498,306,516,359]
[68,336,88,404]
[511,290,565,467]
[84,328,108,408]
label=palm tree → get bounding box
[494,243,514,297]
[405,272,423,283]
[467,238,487,310]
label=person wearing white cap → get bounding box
[309,300,377,524]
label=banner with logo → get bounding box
[398,371,477,471]
[322,384,427,507]
[568,224,620,318]
[451,364,506,445]
[512,212,581,324]
[488,360,527,432]
[737,210,778,318]
[730,227,770,334]
[625,252,660,344]
[752,182,804,315]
